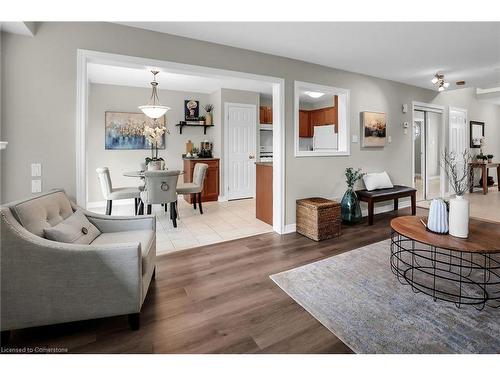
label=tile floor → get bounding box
[89,197,273,254]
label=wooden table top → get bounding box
[391,216,500,254]
[469,161,500,168]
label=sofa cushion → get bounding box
[90,229,155,274]
[43,209,101,244]
[10,190,74,237]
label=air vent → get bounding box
[456,81,466,86]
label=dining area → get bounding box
[96,163,208,228]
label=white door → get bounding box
[226,103,256,200]
[449,108,468,193]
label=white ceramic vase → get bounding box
[147,160,162,171]
[449,195,469,238]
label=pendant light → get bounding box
[139,70,170,119]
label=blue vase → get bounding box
[341,188,362,224]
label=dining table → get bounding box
[123,170,185,178]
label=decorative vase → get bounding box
[147,160,162,171]
[341,188,362,224]
[205,113,212,125]
[427,199,448,234]
[449,195,469,238]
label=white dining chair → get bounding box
[139,170,181,227]
[96,167,141,215]
[176,163,208,214]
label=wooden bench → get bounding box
[356,185,416,225]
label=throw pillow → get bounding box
[44,209,101,244]
[363,171,394,191]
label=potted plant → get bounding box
[192,147,199,158]
[203,104,214,125]
[143,122,168,170]
[442,150,474,238]
[487,154,494,163]
[476,154,487,163]
[341,167,365,224]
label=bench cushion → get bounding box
[356,185,416,199]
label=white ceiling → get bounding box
[117,22,500,90]
[88,63,273,94]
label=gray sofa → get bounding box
[0,189,156,342]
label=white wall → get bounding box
[1,22,438,225]
[87,83,213,203]
[432,87,500,183]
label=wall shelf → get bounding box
[175,123,214,135]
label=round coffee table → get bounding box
[390,216,500,310]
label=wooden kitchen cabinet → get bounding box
[260,106,273,125]
[256,163,273,225]
[183,158,219,203]
[299,110,312,137]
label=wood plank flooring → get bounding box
[4,207,423,353]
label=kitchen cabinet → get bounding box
[256,163,273,225]
[183,158,219,203]
[260,106,273,125]
[299,110,312,137]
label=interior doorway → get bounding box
[412,103,445,202]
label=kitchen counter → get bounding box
[256,163,273,225]
[255,162,273,166]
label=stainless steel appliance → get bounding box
[200,141,213,158]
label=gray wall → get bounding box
[1,22,445,225]
[87,83,212,203]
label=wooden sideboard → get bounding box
[183,158,220,203]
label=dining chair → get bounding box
[176,163,209,214]
[139,170,181,227]
[96,167,141,215]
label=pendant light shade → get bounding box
[139,70,170,119]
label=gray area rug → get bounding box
[270,239,500,353]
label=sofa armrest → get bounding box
[1,209,143,331]
[73,205,155,233]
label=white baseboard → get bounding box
[283,200,412,234]
[86,199,135,209]
[218,195,229,202]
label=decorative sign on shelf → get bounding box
[184,100,199,121]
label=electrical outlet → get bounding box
[31,163,42,177]
[32,179,42,193]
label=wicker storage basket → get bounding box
[296,197,341,241]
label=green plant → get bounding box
[203,104,214,113]
[487,154,494,159]
[344,167,365,189]
[476,154,487,161]
[192,147,199,154]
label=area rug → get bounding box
[270,239,500,353]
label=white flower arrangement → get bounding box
[143,122,169,160]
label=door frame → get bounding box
[448,106,468,196]
[411,101,446,200]
[223,102,258,200]
[76,49,286,234]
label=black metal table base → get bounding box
[390,231,500,310]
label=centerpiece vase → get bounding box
[205,113,212,125]
[341,188,362,224]
[448,195,469,238]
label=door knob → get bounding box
[249,155,255,159]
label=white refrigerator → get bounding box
[313,125,338,151]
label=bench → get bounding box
[355,185,416,225]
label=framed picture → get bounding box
[470,121,485,148]
[184,99,199,121]
[105,111,166,150]
[361,111,387,147]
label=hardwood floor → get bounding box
[4,207,422,353]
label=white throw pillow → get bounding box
[44,209,101,244]
[362,172,394,191]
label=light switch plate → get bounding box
[352,135,359,143]
[32,179,42,193]
[31,163,42,177]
